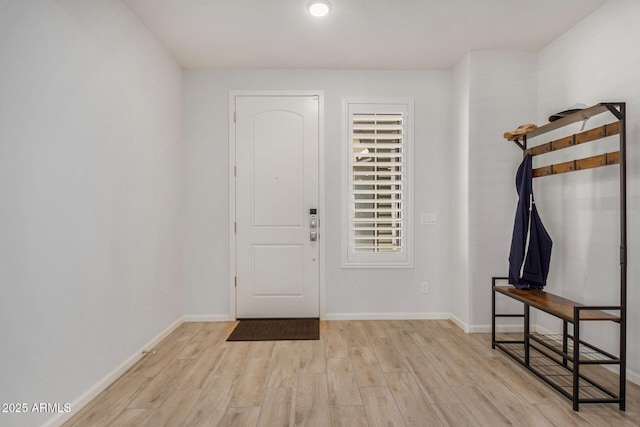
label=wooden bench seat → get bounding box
[493,286,621,322]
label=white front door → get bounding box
[234,95,320,318]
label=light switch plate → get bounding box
[420,212,437,225]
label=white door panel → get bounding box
[252,110,304,227]
[235,95,319,318]
[252,245,304,296]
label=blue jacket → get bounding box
[508,154,553,289]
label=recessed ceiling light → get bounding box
[307,0,331,17]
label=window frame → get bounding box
[342,98,414,268]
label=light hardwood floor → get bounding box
[63,320,640,426]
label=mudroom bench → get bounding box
[491,277,624,411]
[492,102,627,411]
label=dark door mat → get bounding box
[226,318,319,341]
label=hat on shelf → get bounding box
[503,123,537,140]
[548,103,589,122]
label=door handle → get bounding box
[309,208,318,241]
[309,208,317,229]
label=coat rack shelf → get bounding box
[493,102,627,411]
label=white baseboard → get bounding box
[628,368,640,386]
[465,323,527,333]
[44,316,184,427]
[449,315,523,333]
[323,312,450,321]
[448,314,469,332]
[183,314,232,322]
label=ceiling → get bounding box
[123,0,608,70]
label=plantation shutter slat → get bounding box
[350,112,404,254]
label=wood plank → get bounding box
[369,336,409,373]
[165,322,206,344]
[349,346,387,387]
[246,341,276,359]
[65,377,150,427]
[299,340,326,374]
[342,321,371,347]
[385,372,445,426]
[432,404,481,427]
[532,151,620,178]
[485,358,559,405]
[405,356,459,404]
[422,348,469,387]
[552,159,577,175]
[109,408,150,427]
[330,405,369,427]
[551,135,575,152]
[257,388,294,427]
[509,404,556,427]
[606,120,622,137]
[580,151,621,169]
[387,328,424,358]
[524,120,619,157]
[268,345,301,388]
[526,139,556,156]
[607,151,621,165]
[533,165,553,178]
[576,153,607,170]
[230,358,271,407]
[442,335,494,373]
[142,388,202,426]
[466,371,530,420]
[219,407,261,427]
[127,359,194,409]
[294,374,330,426]
[190,321,229,342]
[493,286,621,322]
[575,125,605,144]
[360,386,407,427]
[176,340,208,360]
[213,342,252,376]
[450,385,515,426]
[323,327,348,358]
[126,340,184,378]
[362,319,391,339]
[533,403,593,426]
[176,346,227,389]
[326,357,362,406]
[182,377,235,427]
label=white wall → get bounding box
[450,53,471,327]
[0,1,183,426]
[450,51,538,331]
[467,51,539,329]
[183,69,452,319]
[536,0,640,382]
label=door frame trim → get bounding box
[228,90,325,320]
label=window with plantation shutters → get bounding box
[343,99,413,267]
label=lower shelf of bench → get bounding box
[494,337,622,405]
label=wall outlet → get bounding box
[420,281,429,294]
